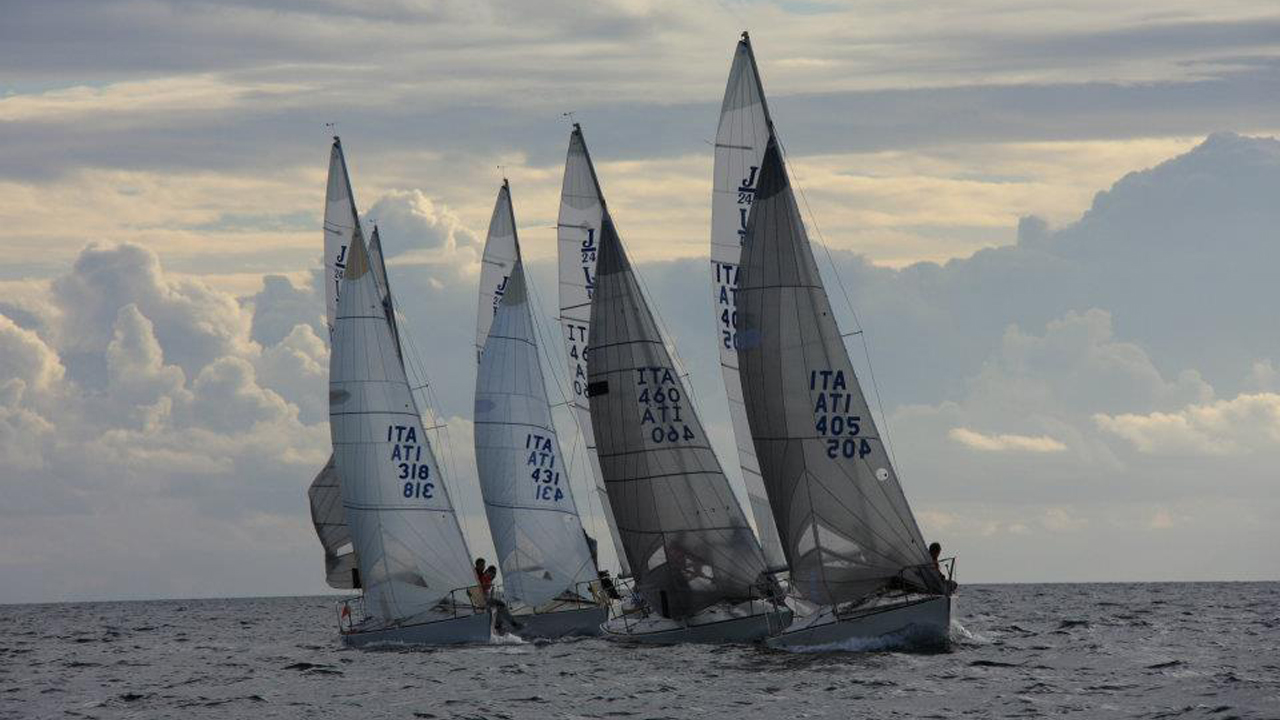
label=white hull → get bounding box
[514,605,609,639]
[767,595,952,651]
[341,611,491,648]
[601,606,791,645]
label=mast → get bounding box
[556,124,632,578]
[709,34,788,571]
[330,231,477,624]
[736,137,937,606]
[586,212,768,619]
[475,202,598,606]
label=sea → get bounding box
[1,583,1276,719]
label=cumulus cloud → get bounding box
[364,190,483,271]
[948,427,1067,453]
[1094,392,1280,456]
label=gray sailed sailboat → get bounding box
[473,180,608,638]
[581,127,789,643]
[729,36,953,648]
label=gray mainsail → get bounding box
[710,33,787,571]
[475,244,597,608]
[736,138,936,606]
[557,125,631,578]
[587,215,768,619]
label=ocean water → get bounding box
[2,583,1276,719]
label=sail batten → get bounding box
[588,214,768,619]
[475,209,597,609]
[736,137,936,606]
[557,125,631,577]
[710,36,788,570]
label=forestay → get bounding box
[330,234,477,625]
[709,33,787,572]
[587,216,768,619]
[556,125,631,578]
[475,250,597,609]
[306,454,358,589]
[736,138,938,607]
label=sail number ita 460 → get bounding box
[637,366,695,444]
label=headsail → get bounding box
[323,136,364,341]
[556,124,631,578]
[736,138,936,607]
[710,33,787,571]
[475,180,520,364]
[587,214,768,619]
[330,232,476,624]
[475,221,597,607]
[306,453,359,589]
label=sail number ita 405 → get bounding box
[810,370,871,460]
[387,424,434,499]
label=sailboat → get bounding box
[569,124,791,643]
[325,139,490,647]
[721,34,955,649]
[472,180,609,638]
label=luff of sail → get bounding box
[587,215,768,619]
[736,138,937,607]
[307,453,358,589]
[710,33,787,572]
[475,180,520,364]
[330,232,477,625]
[475,254,597,609]
[557,125,631,578]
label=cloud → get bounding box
[948,427,1067,453]
[1094,392,1280,456]
[364,190,482,266]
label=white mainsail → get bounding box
[710,33,787,571]
[736,137,938,607]
[475,194,597,607]
[474,180,520,364]
[330,232,477,624]
[587,213,769,619]
[556,124,631,578]
[323,136,364,341]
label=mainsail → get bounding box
[709,33,787,571]
[475,214,597,607]
[330,232,477,624]
[556,124,631,578]
[587,214,768,619]
[475,180,520,364]
[736,138,936,607]
[310,135,364,589]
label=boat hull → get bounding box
[767,595,952,651]
[515,606,609,639]
[601,607,791,645]
[341,611,491,648]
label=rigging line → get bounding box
[776,139,901,475]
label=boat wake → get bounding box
[779,623,950,655]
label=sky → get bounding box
[1,0,1278,604]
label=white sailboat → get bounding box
[473,180,609,638]
[573,125,790,644]
[723,35,955,649]
[556,124,633,581]
[326,146,489,647]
